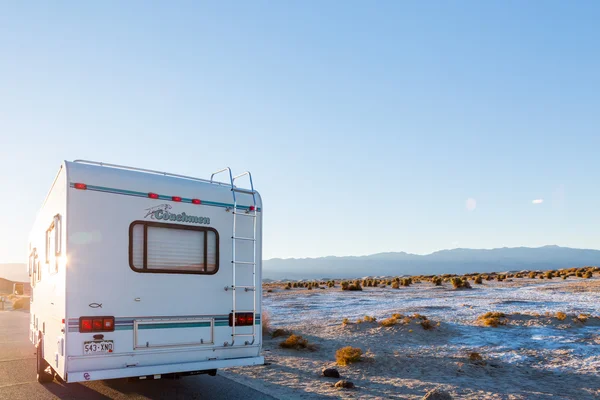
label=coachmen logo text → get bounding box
[144,204,210,225]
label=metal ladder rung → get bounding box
[232,212,256,218]
[232,236,256,241]
[232,188,257,195]
[232,261,255,265]
[233,285,255,289]
[232,333,255,337]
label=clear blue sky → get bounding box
[1,1,599,263]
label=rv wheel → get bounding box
[36,336,54,384]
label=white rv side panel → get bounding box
[28,163,68,378]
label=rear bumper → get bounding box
[67,356,264,383]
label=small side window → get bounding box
[54,214,62,257]
[46,215,61,274]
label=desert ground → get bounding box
[226,270,600,399]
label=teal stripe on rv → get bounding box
[138,322,212,330]
[69,183,261,212]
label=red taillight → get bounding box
[148,192,159,199]
[172,196,182,202]
[192,199,201,205]
[228,312,253,327]
[79,316,115,332]
[249,205,256,211]
[74,183,87,190]
[80,318,92,332]
[92,319,103,330]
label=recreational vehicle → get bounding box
[27,160,264,383]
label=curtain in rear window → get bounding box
[129,222,219,274]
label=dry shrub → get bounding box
[469,352,483,362]
[380,317,397,327]
[451,277,471,289]
[262,311,271,334]
[474,275,483,284]
[529,271,537,279]
[280,334,309,350]
[342,318,349,325]
[335,346,363,366]
[584,271,593,279]
[556,312,567,321]
[271,328,291,338]
[11,297,30,310]
[363,315,376,323]
[420,319,433,330]
[391,313,404,319]
[391,281,400,289]
[477,312,507,327]
[576,314,589,323]
[432,276,443,286]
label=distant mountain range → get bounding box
[3,246,599,282]
[263,246,600,280]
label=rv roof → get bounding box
[72,160,232,187]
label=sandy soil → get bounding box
[225,277,600,399]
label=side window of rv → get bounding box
[129,221,219,274]
[29,250,37,287]
[45,214,61,273]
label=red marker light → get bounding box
[249,206,256,211]
[148,192,159,199]
[192,199,201,205]
[172,196,182,202]
[74,183,87,190]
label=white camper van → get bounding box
[27,160,264,383]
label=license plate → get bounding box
[83,340,114,354]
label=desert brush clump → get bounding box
[584,271,593,279]
[401,278,412,287]
[556,312,567,321]
[529,271,537,279]
[380,317,398,327]
[363,315,377,323]
[262,311,271,334]
[279,334,311,350]
[474,275,483,284]
[451,277,472,289]
[432,276,443,286]
[345,281,363,291]
[575,314,589,323]
[477,312,507,327]
[335,346,363,366]
[420,319,433,330]
[271,328,291,338]
[391,281,400,289]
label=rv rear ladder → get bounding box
[211,168,258,347]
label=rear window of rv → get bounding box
[129,222,219,274]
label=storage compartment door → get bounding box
[134,319,213,349]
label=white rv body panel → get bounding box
[28,161,263,383]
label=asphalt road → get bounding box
[0,310,274,400]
